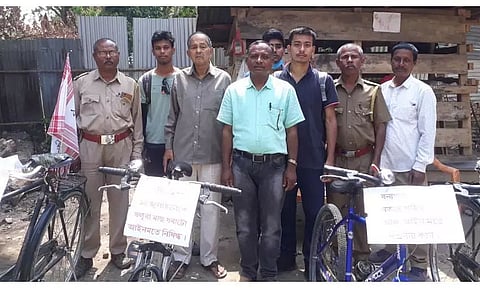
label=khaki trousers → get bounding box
[172,163,222,266]
[328,153,372,260]
[79,137,132,258]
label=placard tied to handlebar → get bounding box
[363,184,465,245]
[124,175,200,247]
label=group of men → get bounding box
[71,25,436,282]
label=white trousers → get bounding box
[172,163,222,266]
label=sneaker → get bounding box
[110,253,134,269]
[368,249,392,263]
[71,256,92,280]
[406,267,428,282]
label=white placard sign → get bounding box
[363,185,465,244]
[124,175,201,247]
[373,12,401,33]
[0,170,8,200]
[0,155,23,199]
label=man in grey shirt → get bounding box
[164,31,231,279]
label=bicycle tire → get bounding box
[428,244,441,282]
[129,265,163,282]
[309,203,346,282]
[449,195,480,282]
[20,190,86,281]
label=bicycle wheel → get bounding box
[309,203,346,281]
[129,265,163,282]
[428,244,440,282]
[450,195,480,282]
[21,190,86,281]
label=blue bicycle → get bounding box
[308,165,440,282]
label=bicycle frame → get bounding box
[98,160,240,282]
[1,171,87,282]
[0,180,48,281]
[318,202,411,282]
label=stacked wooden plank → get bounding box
[230,7,479,161]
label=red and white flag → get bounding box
[47,53,79,159]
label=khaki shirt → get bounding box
[74,69,143,159]
[334,77,391,150]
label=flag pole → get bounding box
[47,50,79,159]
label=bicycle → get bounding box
[308,164,440,282]
[0,153,87,282]
[97,159,241,282]
[448,181,480,281]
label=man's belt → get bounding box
[233,149,284,163]
[82,130,131,145]
[335,145,373,158]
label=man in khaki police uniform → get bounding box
[73,38,143,279]
[330,43,391,277]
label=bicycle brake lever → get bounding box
[203,200,228,214]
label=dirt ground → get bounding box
[0,190,461,282]
[0,130,464,282]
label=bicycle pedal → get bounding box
[354,260,376,281]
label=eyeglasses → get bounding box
[96,50,119,57]
[161,78,170,95]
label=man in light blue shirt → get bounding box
[139,31,181,176]
[217,40,304,281]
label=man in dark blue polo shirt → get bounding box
[274,26,338,278]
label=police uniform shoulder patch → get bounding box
[123,74,137,83]
[73,71,89,81]
[363,79,380,87]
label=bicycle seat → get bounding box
[328,179,359,195]
[29,153,73,169]
[166,160,193,179]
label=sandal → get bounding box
[202,260,227,279]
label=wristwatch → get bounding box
[287,158,298,166]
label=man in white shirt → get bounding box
[369,42,437,281]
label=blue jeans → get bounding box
[232,152,286,280]
[280,167,325,271]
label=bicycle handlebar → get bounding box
[197,182,241,194]
[98,166,131,177]
[323,164,395,186]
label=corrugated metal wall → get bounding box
[76,16,129,70]
[0,39,83,124]
[132,17,229,79]
[132,17,196,71]
[468,25,480,102]
[1,16,230,125]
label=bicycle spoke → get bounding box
[28,191,85,281]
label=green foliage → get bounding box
[71,6,103,16]
[101,6,197,19]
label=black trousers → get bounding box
[144,143,165,177]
